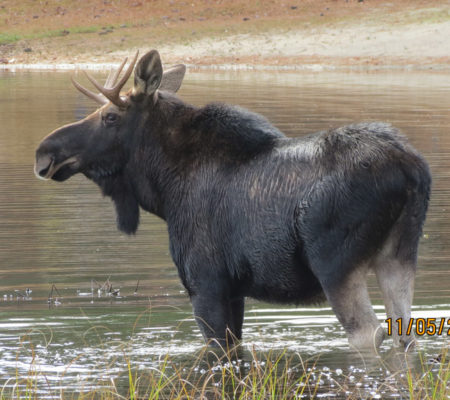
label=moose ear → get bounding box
[133,50,163,96]
[159,64,186,93]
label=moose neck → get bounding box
[124,92,198,226]
[108,90,283,234]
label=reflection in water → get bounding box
[0,69,449,397]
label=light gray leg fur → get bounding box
[326,265,385,351]
[374,257,416,349]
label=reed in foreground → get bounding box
[2,338,449,400]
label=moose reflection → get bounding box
[35,49,431,351]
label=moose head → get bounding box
[35,50,186,183]
[34,50,187,233]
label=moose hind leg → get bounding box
[373,250,416,349]
[373,177,430,350]
[323,266,384,351]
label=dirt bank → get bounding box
[1,0,449,70]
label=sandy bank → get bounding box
[1,1,449,71]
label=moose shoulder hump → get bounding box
[190,103,285,158]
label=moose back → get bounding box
[35,50,431,351]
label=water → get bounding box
[0,68,449,398]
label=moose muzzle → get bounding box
[34,154,78,180]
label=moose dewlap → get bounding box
[35,49,431,351]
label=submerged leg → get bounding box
[372,211,421,350]
[230,297,245,341]
[374,256,416,349]
[191,293,239,347]
[320,265,384,351]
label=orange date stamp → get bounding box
[386,318,450,336]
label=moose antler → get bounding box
[71,51,139,108]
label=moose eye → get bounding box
[103,112,120,126]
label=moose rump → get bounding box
[34,49,431,351]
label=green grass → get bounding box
[406,347,450,400]
[116,346,320,400]
[67,26,100,35]
[2,344,449,400]
[0,26,102,45]
[0,33,21,45]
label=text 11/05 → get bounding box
[386,318,450,336]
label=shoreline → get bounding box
[2,61,449,72]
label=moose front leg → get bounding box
[230,297,245,341]
[191,293,237,347]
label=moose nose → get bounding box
[34,154,54,180]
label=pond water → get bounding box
[0,68,449,398]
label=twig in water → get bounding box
[102,276,112,292]
[52,284,62,297]
[48,284,62,305]
[134,279,140,296]
[14,290,26,298]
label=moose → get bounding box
[35,49,431,351]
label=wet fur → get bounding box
[111,97,430,346]
[126,95,431,307]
